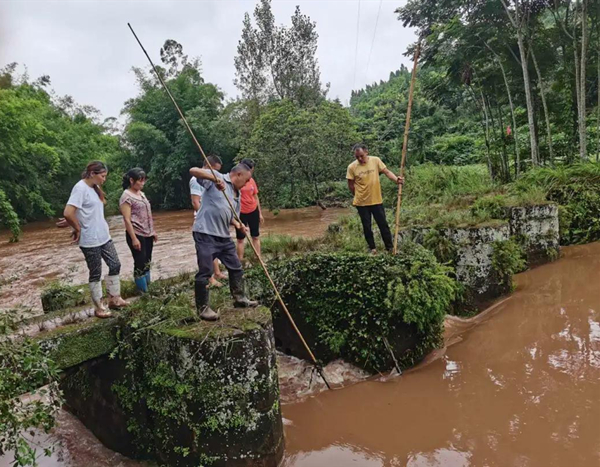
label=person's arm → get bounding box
[119,201,141,250]
[255,194,264,224]
[191,194,201,212]
[347,179,356,195]
[189,168,225,190]
[63,205,81,243]
[381,167,404,185]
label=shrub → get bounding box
[250,243,457,372]
[0,314,63,466]
[41,281,87,312]
[491,239,526,290]
[512,163,600,244]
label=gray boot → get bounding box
[229,273,258,308]
[195,280,219,321]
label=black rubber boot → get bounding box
[194,280,219,321]
[229,272,258,308]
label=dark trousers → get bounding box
[126,232,154,277]
[193,232,243,287]
[356,204,393,251]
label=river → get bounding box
[2,221,600,467]
[282,242,600,467]
[0,207,350,313]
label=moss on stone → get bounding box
[34,317,118,370]
[160,306,271,341]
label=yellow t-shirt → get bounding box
[346,156,387,206]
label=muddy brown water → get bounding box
[0,207,350,313]
[2,223,600,466]
[282,242,600,467]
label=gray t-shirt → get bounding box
[192,173,240,238]
[66,180,111,248]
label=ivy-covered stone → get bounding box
[508,204,560,265]
[249,244,457,373]
[60,302,283,467]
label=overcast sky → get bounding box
[0,0,416,119]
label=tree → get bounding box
[0,64,123,240]
[241,100,358,208]
[121,41,232,209]
[234,0,328,109]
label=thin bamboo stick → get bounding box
[393,40,421,255]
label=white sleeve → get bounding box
[189,177,204,196]
[66,183,84,208]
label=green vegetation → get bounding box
[249,244,457,372]
[40,281,87,312]
[0,314,64,467]
[0,64,124,240]
[39,278,140,313]
[491,239,527,290]
[241,99,358,208]
[513,163,600,244]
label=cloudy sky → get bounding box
[0,0,416,119]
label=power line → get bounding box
[352,0,361,91]
[365,0,384,81]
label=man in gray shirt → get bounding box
[189,163,258,320]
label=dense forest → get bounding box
[1,0,600,241]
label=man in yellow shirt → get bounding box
[346,143,403,253]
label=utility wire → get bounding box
[365,0,384,80]
[352,0,361,91]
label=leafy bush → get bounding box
[512,163,600,244]
[0,314,63,467]
[41,281,87,312]
[250,243,457,372]
[491,239,526,289]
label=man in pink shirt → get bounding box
[236,159,264,261]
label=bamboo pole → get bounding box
[392,40,421,255]
[128,24,331,390]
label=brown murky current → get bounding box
[0,208,349,313]
[2,212,600,467]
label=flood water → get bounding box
[282,242,600,467]
[3,221,600,467]
[0,207,350,312]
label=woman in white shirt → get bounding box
[63,161,129,318]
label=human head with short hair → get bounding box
[229,163,252,190]
[203,155,223,171]
[352,143,369,165]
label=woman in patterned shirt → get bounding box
[119,168,158,293]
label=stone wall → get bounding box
[508,204,560,265]
[399,223,512,309]
[60,306,284,467]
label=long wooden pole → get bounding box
[393,40,421,255]
[128,24,331,390]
